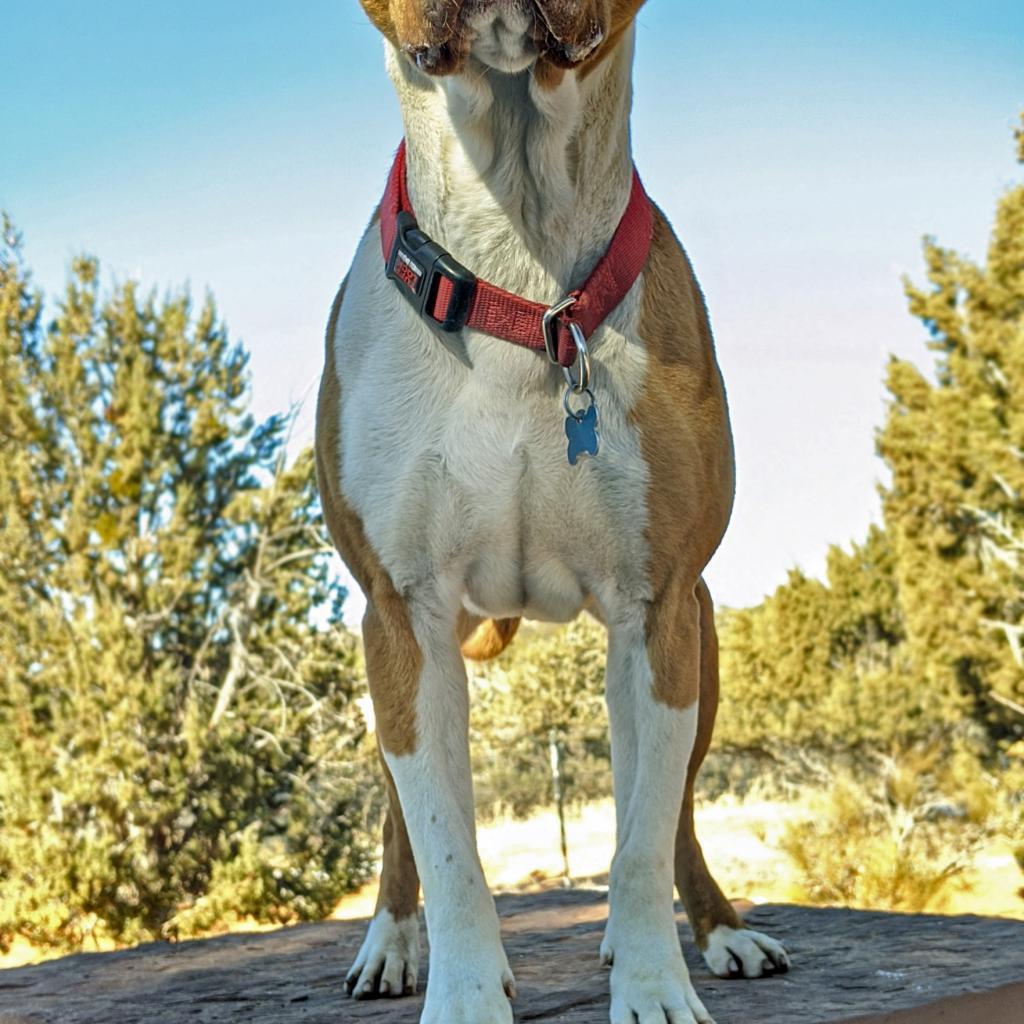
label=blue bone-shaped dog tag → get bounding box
[565,399,600,466]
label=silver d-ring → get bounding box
[542,295,578,365]
[562,322,591,394]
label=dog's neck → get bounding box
[385,29,636,303]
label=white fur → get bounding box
[346,908,420,998]
[338,33,646,631]
[466,1,538,73]
[598,599,712,1024]
[385,602,515,1023]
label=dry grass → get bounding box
[333,792,1022,921]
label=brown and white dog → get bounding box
[315,2,789,1021]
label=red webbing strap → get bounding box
[379,139,410,264]
[381,140,653,367]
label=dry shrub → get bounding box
[779,746,1011,913]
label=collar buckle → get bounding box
[386,211,477,332]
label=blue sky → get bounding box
[4,1,1023,621]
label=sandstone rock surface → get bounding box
[1,889,1022,1023]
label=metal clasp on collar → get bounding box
[542,296,591,394]
[386,211,477,332]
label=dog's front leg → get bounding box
[601,584,715,1024]
[364,595,515,1024]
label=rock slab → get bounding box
[1,890,1023,1023]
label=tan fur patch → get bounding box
[530,1,646,78]
[577,0,646,79]
[674,580,742,944]
[361,601,423,758]
[531,57,567,92]
[315,271,424,757]
[358,0,396,41]
[459,615,521,661]
[632,208,735,710]
[391,0,460,47]
[375,740,421,919]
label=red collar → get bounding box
[380,140,653,369]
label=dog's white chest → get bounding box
[333,237,652,623]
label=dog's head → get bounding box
[359,1,646,78]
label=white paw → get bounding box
[420,962,516,1024]
[703,924,791,979]
[603,932,714,1024]
[345,909,420,1000]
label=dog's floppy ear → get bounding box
[534,0,647,79]
[359,1,431,45]
[613,0,647,15]
[358,1,469,76]
[359,1,394,40]
[604,0,648,54]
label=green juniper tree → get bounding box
[877,113,1024,744]
[717,116,1024,764]
[712,117,1024,909]
[0,221,373,951]
[716,526,912,758]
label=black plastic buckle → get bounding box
[386,211,477,333]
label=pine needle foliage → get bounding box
[717,526,914,758]
[877,113,1024,741]
[0,222,372,952]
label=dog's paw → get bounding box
[603,926,714,1024]
[703,924,790,979]
[606,962,712,1019]
[345,909,420,1000]
[419,946,516,1024]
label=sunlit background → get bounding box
[5,0,1022,621]
[3,1,1024,997]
